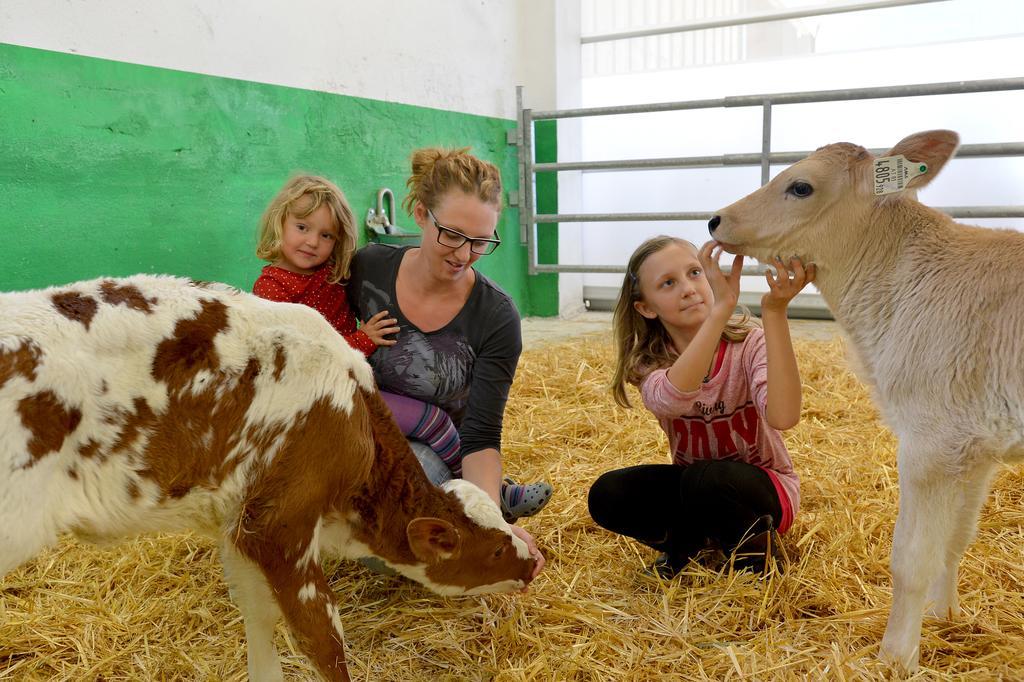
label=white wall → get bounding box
[555,2,585,317]
[514,1,585,316]
[0,0,559,120]
[2,0,585,315]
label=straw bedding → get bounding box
[2,336,1023,680]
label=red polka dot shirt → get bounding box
[252,263,377,358]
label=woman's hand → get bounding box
[361,310,400,346]
[699,241,743,315]
[762,257,816,313]
[509,524,545,587]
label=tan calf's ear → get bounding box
[407,517,462,563]
[883,130,960,191]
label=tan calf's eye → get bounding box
[787,181,814,198]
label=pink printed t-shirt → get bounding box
[639,327,800,533]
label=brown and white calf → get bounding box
[0,275,536,681]
[708,130,1024,671]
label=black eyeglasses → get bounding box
[427,208,501,255]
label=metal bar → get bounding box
[947,143,1024,158]
[534,264,626,274]
[943,206,1024,219]
[535,96,726,121]
[761,100,772,186]
[536,207,1024,223]
[581,0,949,44]
[532,142,1024,173]
[532,77,1024,120]
[535,212,713,222]
[522,108,537,275]
[534,263,771,275]
[721,78,1024,107]
[515,86,527,244]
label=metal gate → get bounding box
[515,77,1024,283]
[514,76,1024,317]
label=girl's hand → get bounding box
[762,257,816,313]
[699,241,744,315]
[361,310,401,346]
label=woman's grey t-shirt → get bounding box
[348,244,522,457]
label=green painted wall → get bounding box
[529,119,560,317]
[0,42,557,316]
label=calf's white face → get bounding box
[709,130,960,264]
[711,146,871,263]
[400,480,536,596]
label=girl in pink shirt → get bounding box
[588,236,815,577]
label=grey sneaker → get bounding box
[500,477,553,523]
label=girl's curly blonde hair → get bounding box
[255,174,356,283]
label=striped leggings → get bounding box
[380,391,462,475]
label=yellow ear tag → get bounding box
[873,155,929,195]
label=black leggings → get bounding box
[587,460,783,568]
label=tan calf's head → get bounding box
[400,479,537,596]
[708,130,960,263]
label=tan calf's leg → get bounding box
[880,442,966,671]
[924,461,995,620]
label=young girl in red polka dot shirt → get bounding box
[252,175,462,470]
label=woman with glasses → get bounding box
[349,147,548,580]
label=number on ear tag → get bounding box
[873,155,928,195]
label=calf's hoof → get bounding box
[924,595,960,621]
[878,639,919,673]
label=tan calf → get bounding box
[708,130,1024,671]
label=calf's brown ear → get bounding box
[407,517,462,563]
[883,129,960,192]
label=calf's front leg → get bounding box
[221,540,285,682]
[924,460,995,620]
[879,443,963,671]
[234,512,351,682]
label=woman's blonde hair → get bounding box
[611,235,757,408]
[255,174,357,283]
[402,147,502,214]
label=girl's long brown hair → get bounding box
[611,236,756,408]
